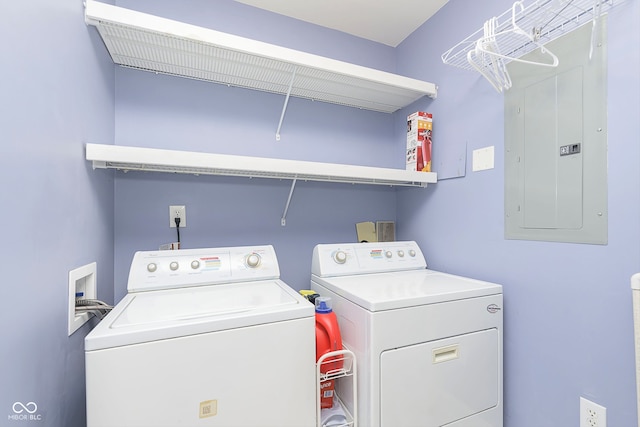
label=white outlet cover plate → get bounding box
[169,205,186,228]
[580,396,606,427]
[472,146,495,172]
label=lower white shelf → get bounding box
[317,349,357,427]
[86,143,436,226]
[85,143,437,188]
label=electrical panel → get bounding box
[504,18,608,244]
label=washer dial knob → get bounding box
[147,263,157,273]
[169,261,179,271]
[191,260,200,270]
[333,251,347,264]
[246,253,261,268]
[409,250,416,257]
[385,251,393,258]
[397,250,405,257]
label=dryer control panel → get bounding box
[127,245,280,292]
[312,241,427,277]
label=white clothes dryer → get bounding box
[85,245,315,427]
[311,241,503,427]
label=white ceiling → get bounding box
[233,0,449,47]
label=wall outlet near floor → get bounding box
[580,397,606,427]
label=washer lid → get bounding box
[312,269,502,311]
[85,279,313,351]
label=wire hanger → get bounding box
[443,0,622,77]
[478,1,560,68]
[466,0,564,92]
[467,17,512,92]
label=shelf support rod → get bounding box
[281,179,297,226]
[276,66,297,141]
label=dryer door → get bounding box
[380,328,499,426]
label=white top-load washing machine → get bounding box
[311,241,503,427]
[85,245,316,427]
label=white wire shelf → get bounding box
[86,143,435,227]
[316,349,357,427]
[85,143,437,188]
[318,350,355,382]
[84,0,436,114]
[442,0,620,71]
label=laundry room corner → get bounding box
[396,0,640,425]
[5,0,640,425]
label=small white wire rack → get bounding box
[316,349,357,427]
[442,0,621,72]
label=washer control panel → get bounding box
[311,241,426,277]
[128,245,279,292]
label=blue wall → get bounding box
[2,0,638,425]
[0,0,115,426]
[111,0,408,301]
[397,1,640,426]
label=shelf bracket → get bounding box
[276,66,297,141]
[281,179,297,226]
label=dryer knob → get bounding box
[147,263,157,273]
[191,260,200,269]
[397,250,405,257]
[333,251,347,264]
[169,261,179,271]
[385,251,392,258]
[409,250,416,257]
[246,253,261,268]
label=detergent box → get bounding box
[406,112,433,172]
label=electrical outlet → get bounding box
[169,205,186,228]
[580,397,606,427]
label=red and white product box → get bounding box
[406,111,433,172]
[319,379,335,409]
